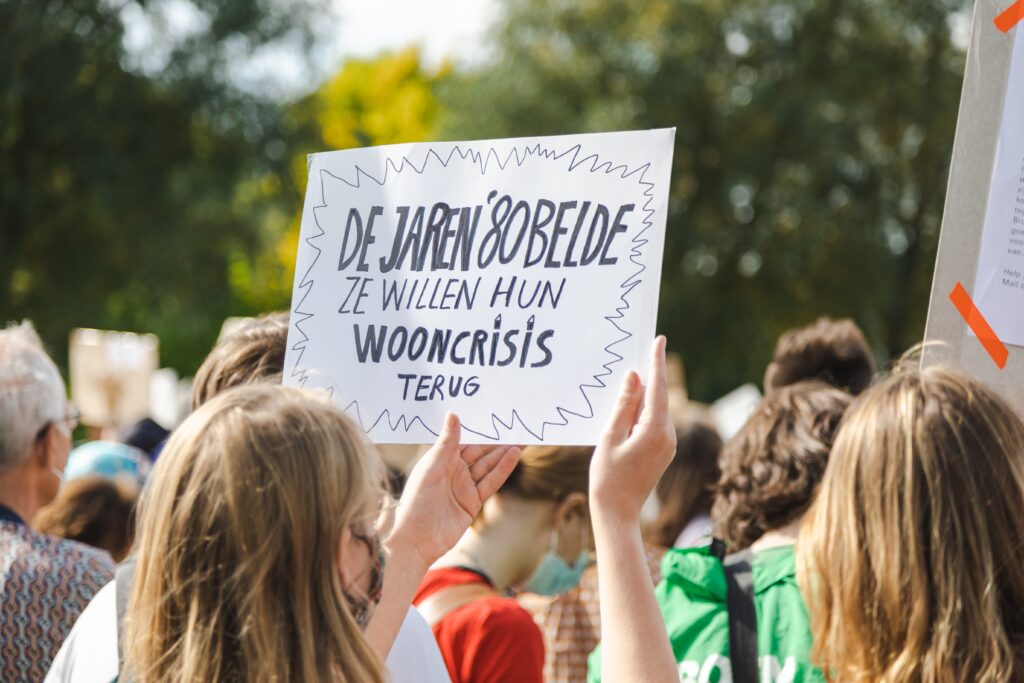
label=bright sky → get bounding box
[331,0,499,66]
[120,0,499,99]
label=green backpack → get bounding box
[587,544,824,683]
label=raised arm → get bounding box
[366,414,520,658]
[590,336,678,683]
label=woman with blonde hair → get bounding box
[586,355,1024,683]
[123,384,519,682]
[798,365,1024,682]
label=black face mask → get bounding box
[345,528,386,629]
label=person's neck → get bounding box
[750,516,803,552]
[0,464,42,524]
[437,526,529,593]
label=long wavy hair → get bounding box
[124,384,386,683]
[798,365,1024,682]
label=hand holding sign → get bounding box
[285,130,674,444]
[387,414,520,569]
[589,336,677,525]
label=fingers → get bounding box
[638,336,669,426]
[600,370,643,446]
[473,447,521,502]
[466,445,512,481]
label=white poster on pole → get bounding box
[971,25,1024,347]
[283,129,675,444]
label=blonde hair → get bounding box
[125,384,386,683]
[798,364,1024,682]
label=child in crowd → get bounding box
[415,445,594,683]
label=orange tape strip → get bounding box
[995,0,1024,32]
[949,282,1009,369]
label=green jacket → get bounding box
[587,544,823,683]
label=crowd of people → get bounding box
[1,312,1023,682]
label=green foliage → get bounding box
[0,0,319,373]
[230,48,446,311]
[439,0,969,400]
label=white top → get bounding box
[46,581,450,683]
[673,514,714,549]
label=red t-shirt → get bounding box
[414,567,545,683]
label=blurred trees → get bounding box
[439,0,970,400]
[2,0,974,400]
[0,0,324,372]
[230,49,446,311]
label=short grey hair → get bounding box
[0,322,66,470]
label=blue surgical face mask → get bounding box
[519,528,590,596]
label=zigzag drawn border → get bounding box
[287,140,657,442]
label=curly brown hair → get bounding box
[712,380,851,551]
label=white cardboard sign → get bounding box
[923,0,1024,413]
[283,130,675,444]
[972,24,1024,347]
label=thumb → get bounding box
[434,412,461,454]
[601,371,642,446]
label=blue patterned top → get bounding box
[1,507,114,682]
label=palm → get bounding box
[390,415,520,567]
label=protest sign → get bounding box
[70,328,159,428]
[924,0,1024,412]
[283,130,675,444]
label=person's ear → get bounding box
[337,526,356,588]
[554,492,588,528]
[34,424,56,469]
[763,362,779,394]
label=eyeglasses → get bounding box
[35,404,81,441]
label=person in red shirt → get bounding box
[414,445,594,683]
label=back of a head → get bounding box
[647,412,722,549]
[799,365,1024,683]
[500,445,594,503]
[190,311,289,410]
[764,317,875,396]
[126,384,385,683]
[713,381,852,551]
[0,322,66,472]
[34,477,139,562]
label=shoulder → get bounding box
[415,566,489,601]
[45,535,116,586]
[2,526,114,587]
[460,595,544,642]
[44,582,119,683]
[387,608,449,683]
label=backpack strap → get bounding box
[416,583,498,628]
[115,557,138,682]
[723,548,758,683]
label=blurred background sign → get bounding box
[69,329,160,429]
